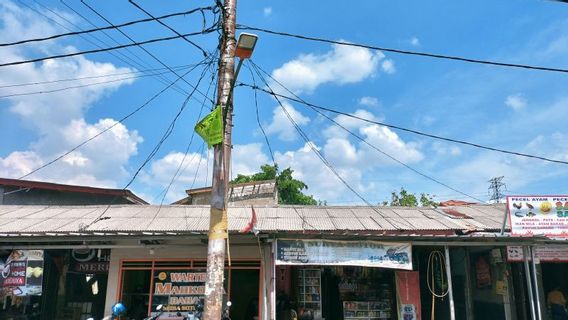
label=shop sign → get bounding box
[71,249,110,273]
[276,239,412,270]
[395,271,421,320]
[0,250,43,296]
[507,245,568,262]
[507,196,568,236]
[151,271,206,316]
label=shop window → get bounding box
[119,260,260,319]
[278,266,397,320]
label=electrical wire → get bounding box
[245,62,275,165]
[156,56,219,205]
[25,0,189,96]
[80,0,214,103]
[238,83,568,166]
[81,57,215,231]
[0,63,191,89]
[0,7,214,48]
[58,0,170,83]
[0,61,214,99]
[237,25,568,74]
[249,62,388,216]
[17,57,209,180]
[249,61,485,203]
[128,0,209,57]
[123,57,215,190]
[0,29,216,69]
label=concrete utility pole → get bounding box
[203,0,236,319]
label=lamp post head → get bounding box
[235,33,258,59]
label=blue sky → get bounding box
[1,0,568,204]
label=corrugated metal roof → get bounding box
[0,204,509,237]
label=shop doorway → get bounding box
[541,263,568,317]
[230,269,260,320]
[276,266,398,320]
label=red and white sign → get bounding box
[396,271,421,320]
[507,196,568,237]
[507,246,568,262]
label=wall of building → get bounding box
[104,241,271,319]
[0,187,132,205]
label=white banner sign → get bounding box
[507,246,568,262]
[508,196,568,237]
[276,239,412,270]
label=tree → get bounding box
[382,188,438,207]
[231,164,318,205]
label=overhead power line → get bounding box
[0,6,214,48]
[80,0,213,103]
[237,83,568,166]
[249,61,485,203]
[18,56,209,180]
[24,0,188,96]
[128,0,208,57]
[0,29,216,69]
[0,61,214,99]
[237,25,568,74]
[0,63,193,89]
[249,62,390,211]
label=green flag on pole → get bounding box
[194,105,223,148]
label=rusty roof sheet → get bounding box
[0,204,509,236]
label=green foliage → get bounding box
[382,188,438,207]
[231,164,318,205]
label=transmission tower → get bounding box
[488,176,506,203]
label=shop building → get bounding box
[0,203,566,320]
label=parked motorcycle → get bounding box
[86,302,127,320]
[176,300,230,320]
[222,301,232,320]
[143,304,164,320]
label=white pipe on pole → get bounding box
[523,246,537,320]
[530,247,543,320]
[444,246,456,320]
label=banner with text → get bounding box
[507,246,568,262]
[508,196,568,236]
[151,270,206,317]
[276,239,412,270]
[0,250,44,296]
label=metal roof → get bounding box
[0,204,509,238]
[0,178,148,204]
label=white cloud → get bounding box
[505,93,527,111]
[265,102,310,141]
[271,42,385,94]
[410,37,420,47]
[231,143,270,178]
[0,2,138,187]
[358,96,379,107]
[141,143,270,203]
[432,142,461,156]
[263,7,272,16]
[273,109,422,201]
[381,59,396,74]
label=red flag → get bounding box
[240,205,258,234]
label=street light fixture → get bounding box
[235,33,258,59]
[225,33,258,114]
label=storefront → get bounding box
[274,239,420,320]
[105,242,267,320]
[0,248,110,320]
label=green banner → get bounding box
[194,106,223,148]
